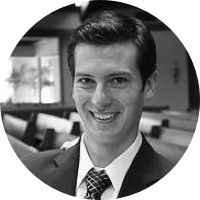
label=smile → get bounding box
[89,111,120,123]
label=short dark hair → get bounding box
[67,11,157,88]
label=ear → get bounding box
[144,71,158,99]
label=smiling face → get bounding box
[72,42,156,148]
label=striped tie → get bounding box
[84,167,112,200]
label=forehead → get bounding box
[74,42,139,76]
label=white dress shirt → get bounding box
[75,132,142,199]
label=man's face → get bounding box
[72,42,154,146]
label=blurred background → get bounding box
[0,0,199,165]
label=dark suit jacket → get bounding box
[21,135,174,198]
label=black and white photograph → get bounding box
[0,0,199,200]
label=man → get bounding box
[22,11,173,199]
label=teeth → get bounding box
[93,113,114,120]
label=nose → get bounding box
[91,84,112,110]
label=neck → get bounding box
[83,130,138,168]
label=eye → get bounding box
[111,77,128,85]
[76,78,95,88]
[79,78,92,84]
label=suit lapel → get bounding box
[50,140,81,196]
[118,135,159,198]
[46,135,159,197]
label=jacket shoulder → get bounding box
[21,138,80,172]
[20,144,80,195]
[142,134,174,178]
[21,149,64,174]
[154,152,174,178]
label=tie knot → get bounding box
[85,167,112,200]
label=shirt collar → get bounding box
[76,134,94,190]
[76,132,142,191]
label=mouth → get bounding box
[89,110,120,123]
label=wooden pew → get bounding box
[159,128,194,147]
[22,112,38,146]
[50,131,77,149]
[35,115,81,150]
[3,114,28,140]
[36,113,73,135]
[150,126,194,147]
[32,113,73,147]
[162,110,199,121]
[2,112,38,146]
[38,128,55,151]
[146,136,187,164]
[139,116,162,136]
[165,118,197,132]
[142,111,197,132]
[38,128,78,151]
[7,134,38,158]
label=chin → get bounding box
[88,126,123,140]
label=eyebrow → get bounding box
[75,71,134,78]
[75,72,94,78]
[108,71,133,77]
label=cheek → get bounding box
[118,91,144,114]
[73,88,90,108]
